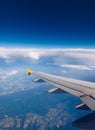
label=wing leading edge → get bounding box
[27,69,95,111]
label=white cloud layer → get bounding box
[0,48,95,71]
[61,64,94,70]
[0,48,95,58]
[7,70,18,76]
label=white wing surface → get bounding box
[27,69,95,111]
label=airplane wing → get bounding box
[27,69,95,111]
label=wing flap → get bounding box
[75,103,90,110]
[80,95,95,111]
[33,78,46,82]
[48,87,67,93]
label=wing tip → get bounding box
[26,69,33,75]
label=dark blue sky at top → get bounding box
[0,0,95,48]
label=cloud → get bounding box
[28,52,40,59]
[0,48,95,71]
[60,64,94,70]
[7,70,18,76]
[61,70,67,73]
[0,70,18,80]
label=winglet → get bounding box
[26,69,33,75]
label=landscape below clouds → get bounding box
[0,48,94,130]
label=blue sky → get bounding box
[0,0,95,48]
